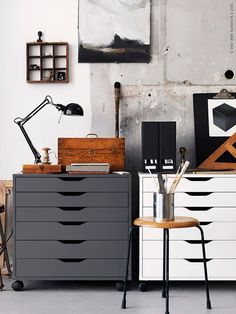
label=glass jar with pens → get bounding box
[149,161,190,221]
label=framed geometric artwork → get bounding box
[78,0,151,63]
[208,99,236,137]
[193,92,236,167]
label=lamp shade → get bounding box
[64,103,84,116]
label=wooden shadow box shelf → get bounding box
[26,42,69,83]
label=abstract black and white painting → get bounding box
[78,0,151,63]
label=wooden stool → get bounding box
[121,216,212,314]
[0,204,12,289]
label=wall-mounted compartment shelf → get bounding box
[26,42,69,83]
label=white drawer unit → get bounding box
[139,173,236,281]
[143,192,236,207]
[142,259,236,280]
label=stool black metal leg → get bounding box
[162,229,166,298]
[197,225,212,310]
[121,225,136,309]
[0,219,11,275]
[165,229,170,314]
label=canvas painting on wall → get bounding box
[78,0,151,63]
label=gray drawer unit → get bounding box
[16,207,128,221]
[16,222,128,240]
[15,176,128,192]
[16,259,126,278]
[13,173,131,286]
[16,241,128,258]
[15,192,128,207]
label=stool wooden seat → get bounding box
[121,215,212,314]
[134,216,199,229]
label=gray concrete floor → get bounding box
[1,278,236,314]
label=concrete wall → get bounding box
[0,0,91,179]
[90,0,236,170]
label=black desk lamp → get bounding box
[14,95,84,164]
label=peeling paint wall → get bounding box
[90,0,236,171]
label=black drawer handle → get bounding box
[185,240,212,244]
[185,178,212,182]
[185,207,212,211]
[200,222,212,226]
[58,207,86,211]
[58,178,85,182]
[58,192,86,196]
[185,192,212,196]
[58,222,86,226]
[185,258,212,263]
[58,259,86,263]
[58,240,86,244]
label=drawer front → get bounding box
[142,207,236,222]
[16,258,126,278]
[143,192,236,207]
[15,177,128,192]
[15,192,128,207]
[142,176,236,193]
[16,207,128,222]
[142,222,236,240]
[142,259,236,279]
[16,222,128,240]
[142,240,236,258]
[16,240,128,258]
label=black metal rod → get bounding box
[20,96,52,125]
[0,218,11,275]
[162,229,166,298]
[197,225,212,309]
[121,225,136,309]
[18,124,42,163]
[165,228,170,314]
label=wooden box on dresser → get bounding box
[139,172,236,281]
[13,173,131,290]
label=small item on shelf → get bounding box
[43,71,54,82]
[66,163,110,174]
[43,53,52,57]
[30,64,40,70]
[57,72,66,81]
[37,31,43,42]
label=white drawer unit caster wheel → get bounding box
[12,280,24,291]
[138,282,147,292]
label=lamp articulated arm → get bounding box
[14,95,66,164]
[14,95,83,164]
[14,120,42,164]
